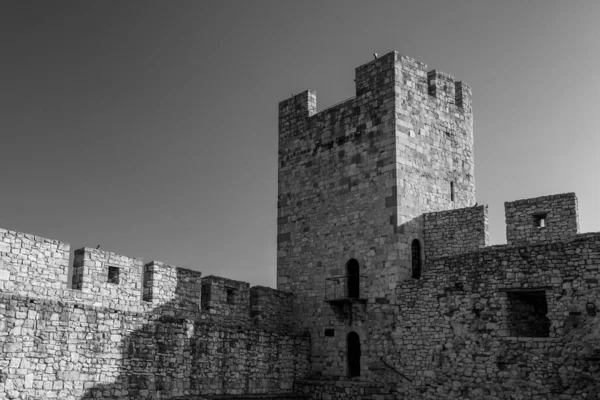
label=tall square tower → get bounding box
[277,51,474,376]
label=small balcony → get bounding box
[324,274,367,305]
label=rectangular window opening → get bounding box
[506,290,550,337]
[108,266,120,285]
[226,287,236,305]
[533,213,547,228]
[450,181,455,202]
[325,329,335,337]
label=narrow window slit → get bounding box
[226,288,236,305]
[533,213,547,228]
[108,266,120,285]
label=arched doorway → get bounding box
[346,259,360,298]
[347,331,361,377]
[411,239,421,279]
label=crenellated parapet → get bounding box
[72,247,143,302]
[0,227,295,328]
[143,261,202,312]
[422,192,583,263]
[250,285,294,332]
[423,205,489,260]
[201,275,250,324]
[505,193,579,245]
[0,228,69,291]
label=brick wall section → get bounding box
[0,228,69,292]
[505,192,579,245]
[72,247,143,303]
[143,261,202,312]
[250,286,293,332]
[423,205,489,260]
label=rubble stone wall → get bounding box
[505,192,579,245]
[423,205,489,260]
[332,233,600,399]
[0,229,310,400]
[72,247,143,303]
[250,286,294,333]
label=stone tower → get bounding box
[277,51,475,376]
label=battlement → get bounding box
[143,261,202,311]
[422,192,582,262]
[424,205,489,260]
[0,228,69,291]
[72,247,143,302]
[0,227,294,327]
[278,52,472,140]
[505,192,579,245]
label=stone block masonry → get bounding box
[276,51,600,399]
[0,228,310,399]
[277,50,476,380]
[2,49,600,400]
[505,192,579,245]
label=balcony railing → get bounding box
[324,275,367,304]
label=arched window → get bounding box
[347,331,361,377]
[411,239,421,279]
[346,259,360,298]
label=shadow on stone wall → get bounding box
[81,268,198,399]
[78,268,307,400]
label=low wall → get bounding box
[0,292,310,400]
[423,205,488,260]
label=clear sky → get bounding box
[1,1,599,288]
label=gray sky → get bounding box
[1,1,599,287]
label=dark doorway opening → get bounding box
[347,331,361,377]
[346,259,360,298]
[411,239,422,279]
[506,290,550,337]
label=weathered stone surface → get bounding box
[1,50,599,400]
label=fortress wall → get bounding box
[250,285,294,333]
[201,275,251,325]
[143,261,202,312]
[505,192,579,245]
[423,205,488,260]
[0,293,310,400]
[345,233,600,399]
[0,226,306,399]
[0,228,69,292]
[72,247,143,302]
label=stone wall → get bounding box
[0,293,310,399]
[0,228,69,292]
[143,261,203,311]
[423,205,489,260]
[360,231,599,399]
[0,229,310,400]
[201,276,251,325]
[276,51,476,377]
[250,286,293,333]
[72,247,143,303]
[505,192,579,245]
